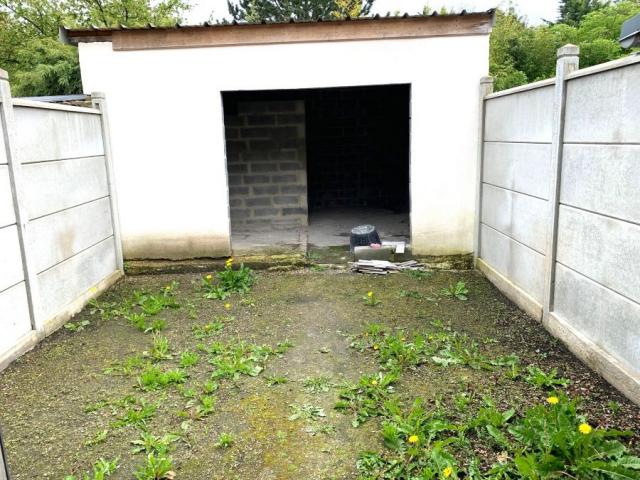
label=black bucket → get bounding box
[350,224,381,252]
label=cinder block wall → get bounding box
[224,101,307,232]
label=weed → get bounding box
[134,282,180,315]
[84,429,109,447]
[179,351,200,368]
[192,320,224,339]
[64,320,90,332]
[399,290,431,300]
[208,341,275,380]
[275,340,294,356]
[265,375,288,386]
[133,452,175,480]
[310,264,327,272]
[303,375,333,393]
[363,290,382,306]
[112,399,157,429]
[144,335,172,361]
[195,394,216,418]
[202,380,219,394]
[103,355,145,376]
[607,401,621,414]
[201,259,255,299]
[215,432,234,448]
[288,403,326,422]
[335,370,399,427]
[404,268,431,280]
[137,365,187,391]
[441,281,469,301]
[524,365,570,389]
[64,458,119,480]
[303,423,336,436]
[131,432,180,455]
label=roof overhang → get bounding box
[61,10,495,51]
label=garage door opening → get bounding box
[222,84,410,254]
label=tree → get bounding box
[558,0,604,25]
[490,0,640,91]
[227,0,374,22]
[0,0,190,95]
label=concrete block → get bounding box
[246,197,272,207]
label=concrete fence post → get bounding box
[473,76,494,266]
[542,45,580,325]
[91,92,124,271]
[0,69,41,330]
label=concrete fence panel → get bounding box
[476,50,640,404]
[0,70,123,371]
[12,105,104,163]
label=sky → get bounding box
[186,0,560,25]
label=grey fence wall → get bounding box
[476,47,640,404]
[0,69,123,370]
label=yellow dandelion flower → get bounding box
[546,396,559,405]
[367,291,373,297]
[443,466,453,478]
[224,303,232,310]
[579,423,593,435]
[373,344,379,350]
[371,380,378,386]
[407,435,419,444]
[206,274,212,280]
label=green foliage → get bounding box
[490,2,640,91]
[64,458,119,480]
[559,0,605,25]
[112,399,157,428]
[134,283,180,315]
[524,365,570,390]
[201,261,255,299]
[130,432,180,455]
[192,319,224,339]
[179,350,200,368]
[103,354,145,376]
[334,370,399,427]
[356,394,640,479]
[352,323,519,372]
[288,403,326,421]
[227,0,374,22]
[145,335,173,361]
[133,452,175,480]
[441,281,468,301]
[205,340,275,380]
[137,365,187,390]
[265,374,288,385]
[363,290,381,306]
[64,319,90,332]
[215,432,234,448]
[84,428,109,447]
[303,375,333,393]
[1,0,189,95]
[404,268,431,280]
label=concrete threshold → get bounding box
[124,251,474,275]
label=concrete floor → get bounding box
[231,208,410,254]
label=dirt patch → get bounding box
[0,270,638,479]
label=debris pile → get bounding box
[349,259,425,275]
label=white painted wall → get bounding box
[78,34,490,258]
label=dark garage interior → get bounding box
[222,84,411,253]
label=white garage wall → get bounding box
[0,72,123,370]
[476,50,640,404]
[78,33,490,259]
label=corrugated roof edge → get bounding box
[60,9,496,45]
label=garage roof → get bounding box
[61,10,495,51]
